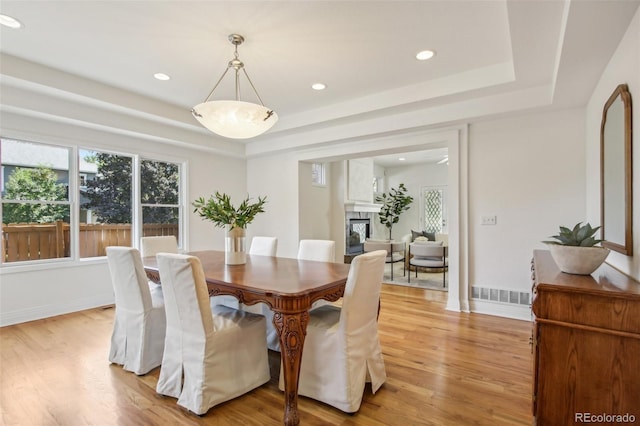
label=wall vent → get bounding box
[471,286,530,306]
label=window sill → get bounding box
[0,256,107,275]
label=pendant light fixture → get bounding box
[191,34,278,139]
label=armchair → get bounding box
[407,242,447,287]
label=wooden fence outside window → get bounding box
[1,221,178,262]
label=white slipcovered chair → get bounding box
[239,236,279,315]
[106,246,166,375]
[140,235,178,258]
[297,239,335,262]
[408,241,448,287]
[279,249,387,413]
[363,240,405,280]
[155,253,270,415]
[264,239,336,352]
[214,236,279,313]
[249,236,278,256]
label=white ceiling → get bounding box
[1,0,638,160]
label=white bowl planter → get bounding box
[547,244,610,275]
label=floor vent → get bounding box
[471,286,530,306]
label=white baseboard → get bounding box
[470,299,531,321]
[0,293,114,327]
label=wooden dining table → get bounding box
[143,250,352,426]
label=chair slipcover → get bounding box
[249,236,278,256]
[408,242,447,286]
[106,246,166,375]
[214,236,278,312]
[235,236,279,316]
[279,249,387,413]
[297,239,335,262]
[264,239,337,352]
[363,240,405,280]
[156,253,270,415]
[140,236,178,258]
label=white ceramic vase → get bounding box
[547,244,610,275]
[225,226,246,265]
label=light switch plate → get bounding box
[481,215,497,225]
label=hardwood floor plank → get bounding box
[0,284,533,425]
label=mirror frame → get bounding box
[600,83,633,256]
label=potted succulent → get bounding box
[543,222,610,275]
[192,192,267,265]
[375,183,414,241]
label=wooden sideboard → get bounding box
[531,250,640,425]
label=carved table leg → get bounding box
[273,310,309,426]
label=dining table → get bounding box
[143,250,352,426]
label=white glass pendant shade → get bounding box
[192,100,278,139]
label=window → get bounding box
[1,138,72,262]
[311,162,326,186]
[1,137,184,265]
[422,186,447,234]
[140,159,180,244]
[79,149,133,258]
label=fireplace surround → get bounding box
[346,218,370,254]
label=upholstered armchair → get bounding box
[407,241,448,287]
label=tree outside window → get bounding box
[141,159,180,242]
[3,166,69,224]
[81,151,133,224]
[1,138,72,263]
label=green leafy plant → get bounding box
[544,222,603,247]
[192,192,267,229]
[3,166,68,223]
[375,183,414,240]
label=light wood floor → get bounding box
[0,285,533,425]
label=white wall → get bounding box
[246,153,301,258]
[7,8,638,325]
[468,108,586,293]
[586,6,640,279]
[381,162,449,241]
[0,114,246,326]
[298,162,332,242]
[330,161,347,258]
[346,158,374,202]
[0,105,592,325]
[247,130,455,260]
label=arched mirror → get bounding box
[600,84,632,255]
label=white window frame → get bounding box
[1,138,186,268]
[1,139,75,265]
[311,162,326,187]
[139,157,183,249]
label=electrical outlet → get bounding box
[481,215,497,225]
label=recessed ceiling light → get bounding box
[153,73,171,81]
[416,50,435,61]
[0,14,22,29]
[311,83,326,91]
[398,157,406,161]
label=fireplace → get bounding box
[346,218,370,254]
